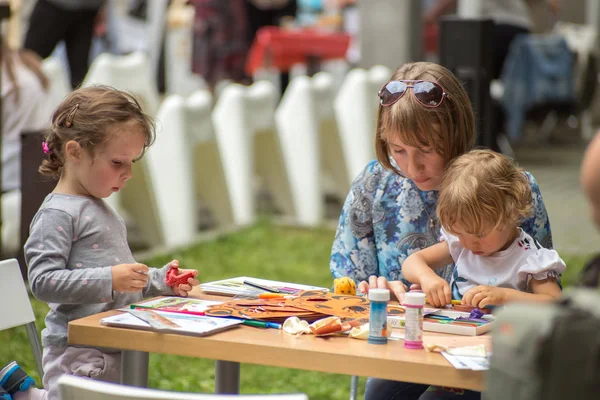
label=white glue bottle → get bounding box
[368,288,390,344]
[403,292,425,349]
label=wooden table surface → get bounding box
[68,288,489,391]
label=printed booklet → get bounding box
[100,309,242,337]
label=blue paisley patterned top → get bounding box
[330,160,553,286]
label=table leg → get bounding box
[215,360,240,394]
[349,375,359,400]
[121,350,149,387]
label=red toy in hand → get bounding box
[166,267,196,287]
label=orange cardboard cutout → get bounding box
[204,290,406,321]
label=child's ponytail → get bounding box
[38,129,64,179]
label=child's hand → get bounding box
[111,263,149,292]
[462,285,507,308]
[358,276,408,303]
[420,275,451,307]
[167,260,200,297]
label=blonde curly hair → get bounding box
[437,149,533,236]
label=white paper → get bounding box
[200,276,327,297]
[101,310,243,337]
[126,296,222,314]
[389,331,405,341]
[441,352,490,371]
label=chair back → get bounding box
[0,258,36,330]
[212,81,291,226]
[145,95,198,247]
[58,375,309,400]
[0,258,43,379]
[42,56,71,109]
[334,65,391,184]
[83,51,160,115]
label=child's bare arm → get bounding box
[403,242,454,307]
[403,242,454,282]
[526,278,562,300]
[462,278,562,308]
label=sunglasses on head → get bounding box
[378,80,448,108]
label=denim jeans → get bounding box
[364,379,481,400]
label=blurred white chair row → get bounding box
[1,51,391,254]
[59,374,308,400]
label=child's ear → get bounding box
[64,140,82,161]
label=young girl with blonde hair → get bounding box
[403,149,565,309]
[401,149,565,400]
[1,86,199,400]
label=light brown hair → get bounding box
[1,45,49,102]
[39,85,155,179]
[437,149,533,236]
[375,62,476,175]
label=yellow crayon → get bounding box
[425,297,462,306]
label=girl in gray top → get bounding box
[18,86,199,400]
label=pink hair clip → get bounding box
[42,142,51,154]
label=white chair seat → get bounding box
[58,374,309,400]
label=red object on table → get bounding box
[245,26,351,76]
[166,268,196,287]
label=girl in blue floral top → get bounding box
[329,62,552,400]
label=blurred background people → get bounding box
[190,0,250,92]
[2,44,52,193]
[23,0,105,89]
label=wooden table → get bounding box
[68,289,489,394]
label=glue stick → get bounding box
[368,288,390,344]
[403,292,425,349]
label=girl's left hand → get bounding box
[168,260,200,297]
[358,276,408,303]
[462,285,507,308]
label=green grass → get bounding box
[0,218,591,399]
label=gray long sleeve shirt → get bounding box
[25,193,173,348]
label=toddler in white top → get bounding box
[403,149,565,308]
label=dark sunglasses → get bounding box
[378,80,448,108]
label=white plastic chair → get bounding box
[0,258,43,379]
[144,95,198,248]
[186,91,235,227]
[58,375,309,400]
[274,72,348,226]
[41,56,71,110]
[83,51,160,116]
[212,81,293,226]
[334,65,391,184]
[82,52,163,247]
[143,90,234,247]
[312,72,350,203]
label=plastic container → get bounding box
[403,292,426,349]
[368,288,390,344]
